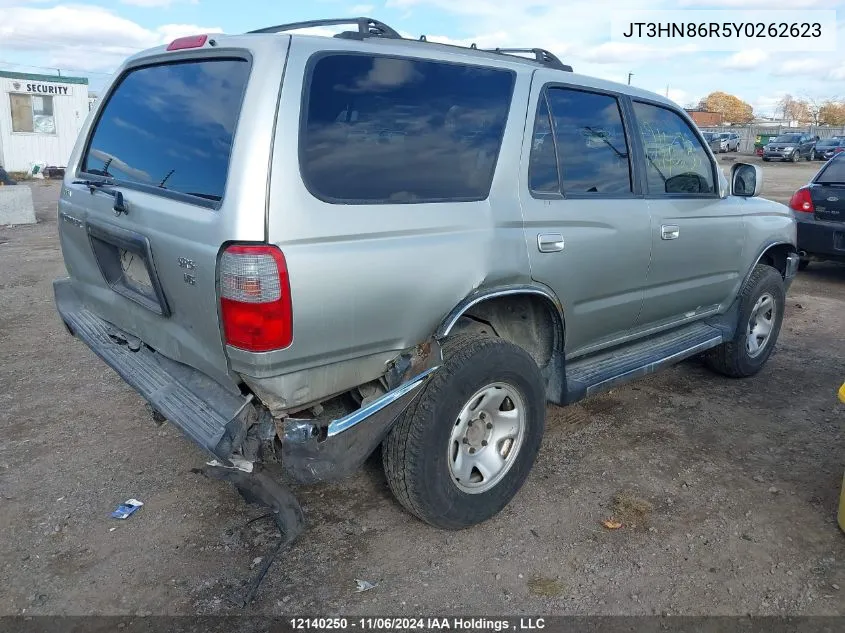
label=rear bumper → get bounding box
[54,278,253,465]
[54,277,439,482]
[796,217,845,261]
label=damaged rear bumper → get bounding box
[54,278,439,481]
[281,366,438,484]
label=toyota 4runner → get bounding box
[54,18,799,535]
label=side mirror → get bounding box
[731,163,762,197]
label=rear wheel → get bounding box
[382,334,545,529]
[704,264,785,378]
[811,149,817,161]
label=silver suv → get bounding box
[53,18,799,534]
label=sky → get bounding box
[0,0,842,117]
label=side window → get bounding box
[546,88,632,194]
[300,54,515,203]
[632,101,715,195]
[528,95,560,194]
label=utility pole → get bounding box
[627,72,633,85]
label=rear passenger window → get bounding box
[301,54,515,203]
[632,102,715,195]
[545,87,632,194]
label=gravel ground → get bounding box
[0,158,843,616]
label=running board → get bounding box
[564,322,724,403]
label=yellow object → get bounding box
[839,383,845,532]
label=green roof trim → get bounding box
[0,70,89,85]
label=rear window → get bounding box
[817,138,840,147]
[81,58,250,205]
[300,53,515,204]
[817,156,845,184]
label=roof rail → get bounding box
[246,18,573,72]
[248,17,402,39]
[482,48,573,72]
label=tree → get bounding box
[697,91,754,124]
[777,94,809,123]
[819,101,845,126]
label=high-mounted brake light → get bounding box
[166,34,208,51]
[789,186,815,214]
[219,244,293,352]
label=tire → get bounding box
[798,258,810,271]
[382,334,546,529]
[763,157,770,162]
[810,149,816,161]
[703,264,785,378]
[791,151,799,163]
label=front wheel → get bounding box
[791,151,800,162]
[703,264,785,378]
[382,334,546,529]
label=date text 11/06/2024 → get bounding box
[289,617,547,631]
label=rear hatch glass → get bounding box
[813,158,845,222]
[82,58,250,206]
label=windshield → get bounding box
[702,132,713,140]
[773,134,801,143]
[81,58,250,204]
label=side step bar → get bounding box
[565,322,724,403]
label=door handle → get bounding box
[537,233,564,253]
[661,224,680,240]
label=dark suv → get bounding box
[763,133,817,162]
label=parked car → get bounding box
[52,17,800,534]
[715,132,741,153]
[790,152,845,269]
[811,136,845,161]
[763,133,816,162]
[701,132,723,153]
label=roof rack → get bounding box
[248,17,402,39]
[482,48,572,72]
[247,17,573,71]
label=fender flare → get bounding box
[435,283,565,343]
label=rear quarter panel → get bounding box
[239,38,534,387]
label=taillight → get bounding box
[788,187,815,213]
[835,148,844,154]
[166,34,208,51]
[219,244,292,352]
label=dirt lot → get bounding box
[1,158,843,617]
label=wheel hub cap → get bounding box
[746,292,776,358]
[448,382,526,494]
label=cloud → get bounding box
[678,0,839,6]
[120,0,198,6]
[0,5,221,73]
[349,3,375,12]
[721,49,768,70]
[771,58,834,76]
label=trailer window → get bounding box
[10,94,55,134]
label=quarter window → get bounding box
[545,87,632,194]
[528,95,560,194]
[633,101,715,195]
[10,94,55,133]
[300,54,515,204]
